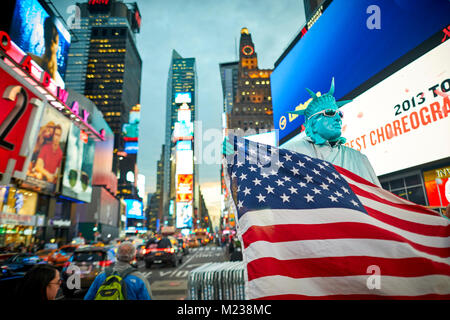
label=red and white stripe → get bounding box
[237,164,450,300]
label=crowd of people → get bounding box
[7,241,152,301]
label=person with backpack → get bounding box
[84,241,152,300]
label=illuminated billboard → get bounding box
[176,149,193,175]
[173,122,193,141]
[0,67,44,182]
[272,0,450,144]
[176,141,192,151]
[61,124,96,202]
[176,174,193,202]
[124,141,138,154]
[125,199,143,219]
[23,104,71,194]
[176,201,193,229]
[423,166,450,207]
[122,123,139,140]
[9,0,71,85]
[177,102,192,122]
[335,39,450,176]
[175,92,192,104]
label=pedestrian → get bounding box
[443,204,450,220]
[15,264,61,300]
[84,241,152,300]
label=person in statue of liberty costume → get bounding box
[281,78,381,186]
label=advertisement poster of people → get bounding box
[61,124,96,203]
[176,201,193,229]
[24,105,70,193]
[9,0,71,86]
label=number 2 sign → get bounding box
[0,67,44,183]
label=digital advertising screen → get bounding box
[9,0,71,86]
[174,121,193,140]
[175,92,192,104]
[23,104,71,194]
[176,201,193,229]
[176,149,193,175]
[272,0,450,144]
[61,123,96,202]
[0,67,44,182]
[176,140,192,151]
[176,174,193,202]
[177,108,191,123]
[122,123,139,139]
[337,39,450,176]
[125,199,144,219]
[124,141,138,154]
[423,166,450,208]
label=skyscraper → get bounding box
[227,28,273,133]
[163,50,198,228]
[65,0,142,176]
[64,0,143,236]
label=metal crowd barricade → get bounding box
[187,262,246,300]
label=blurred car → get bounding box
[187,238,200,248]
[61,245,117,298]
[48,244,80,268]
[144,236,183,268]
[36,249,58,262]
[136,244,148,261]
[198,237,209,246]
[177,238,189,255]
[0,267,24,300]
[0,253,46,274]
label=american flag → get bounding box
[224,135,450,300]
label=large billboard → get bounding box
[0,67,44,182]
[124,141,138,154]
[176,174,193,202]
[125,199,144,219]
[176,201,193,229]
[176,149,193,175]
[23,104,70,193]
[175,92,192,104]
[338,39,450,176]
[9,0,71,85]
[61,123,96,202]
[272,0,450,144]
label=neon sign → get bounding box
[0,31,105,141]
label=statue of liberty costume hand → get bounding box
[281,78,381,186]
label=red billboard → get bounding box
[0,67,44,181]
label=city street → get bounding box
[1,0,449,305]
[58,244,228,300]
[140,245,226,300]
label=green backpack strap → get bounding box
[118,267,136,300]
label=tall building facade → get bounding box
[162,50,198,229]
[65,0,142,176]
[227,28,274,133]
[65,0,144,236]
[219,28,273,231]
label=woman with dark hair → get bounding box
[15,264,61,300]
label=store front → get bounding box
[0,187,43,247]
